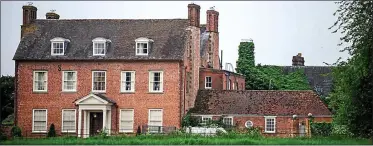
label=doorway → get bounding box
[89,112,103,136]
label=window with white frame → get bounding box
[121,71,135,92]
[62,71,77,92]
[62,109,76,133]
[149,71,163,92]
[52,42,64,55]
[148,109,163,133]
[50,37,69,56]
[201,116,212,124]
[33,109,47,132]
[120,109,134,133]
[205,76,212,89]
[93,42,106,55]
[92,71,106,92]
[92,37,111,56]
[136,42,148,55]
[265,116,276,133]
[245,120,253,128]
[135,37,153,56]
[33,71,48,92]
[223,117,233,126]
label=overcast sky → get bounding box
[1,1,348,76]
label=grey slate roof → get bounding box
[13,19,189,61]
[93,93,116,104]
[282,66,333,97]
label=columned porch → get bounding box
[74,93,116,138]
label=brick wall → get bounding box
[199,68,245,90]
[15,61,182,137]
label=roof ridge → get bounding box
[35,18,189,21]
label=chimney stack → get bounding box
[46,10,60,19]
[188,3,200,27]
[22,2,37,26]
[206,6,219,32]
[292,53,305,66]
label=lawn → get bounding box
[0,135,371,145]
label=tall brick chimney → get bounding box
[292,53,305,66]
[206,6,219,32]
[188,3,200,27]
[22,2,37,26]
[21,2,37,39]
[46,10,60,19]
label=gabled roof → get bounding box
[191,90,332,116]
[13,19,189,61]
[74,93,116,105]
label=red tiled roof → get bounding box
[191,90,332,116]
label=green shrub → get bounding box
[136,126,141,136]
[246,127,262,138]
[311,122,332,137]
[331,124,353,137]
[11,126,22,138]
[47,123,56,137]
[0,128,7,140]
[98,128,108,139]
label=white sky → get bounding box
[1,1,349,75]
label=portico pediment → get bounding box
[75,93,115,105]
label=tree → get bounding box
[328,1,373,138]
[0,75,15,123]
[47,123,56,137]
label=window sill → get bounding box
[148,92,164,94]
[264,131,276,134]
[119,131,134,133]
[120,91,135,94]
[92,91,106,93]
[31,131,47,134]
[33,91,48,94]
[61,131,76,134]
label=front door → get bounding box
[89,112,103,136]
[299,122,306,137]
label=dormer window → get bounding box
[92,37,111,56]
[135,37,153,56]
[50,37,70,56]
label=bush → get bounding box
[47,123,56,137]
[331,124,353,137]
[246,127,262,138]
[0,127,7,140]
[11,126,22,138]
[136,126,141,136]
[311,122,332,137]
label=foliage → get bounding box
[10,126,22,138]
[98,128,108,139]
[236,42,310,90]
[47,123,56,137]
[0,135,371,145]
[1,114,14,125]
[181,112,201,127]
[245,127,262,138]
[310,122,332,137]
[136,126,141,136]
[328,0,373,138]
[0,76,15,122]
[0,127,7,141]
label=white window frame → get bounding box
[61,109,76,133]
[264,116,276,133]
[92,71,106,93]
[149,71,164,93]
[62,71,77,92]
[50,37,69,56]
[201,116,212,124]
[205,76,212,89]
[119,109,134,133]
[148,109,163,133]
[135,37,153,56]
[121,71,135,93]
[32,109,48,133]
[92,37,111,56]
[222,116,233,126]
[33,71,48,92]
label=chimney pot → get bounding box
[46,10,60,19]
[206,7,219,32]
[292,53,305,66]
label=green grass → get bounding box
[1,135,371,145]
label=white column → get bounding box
[83,111,87,138]
[107,110,111,135]
[103,109,107,132]
[77,109,82,137]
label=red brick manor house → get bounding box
[13,3,330,137]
